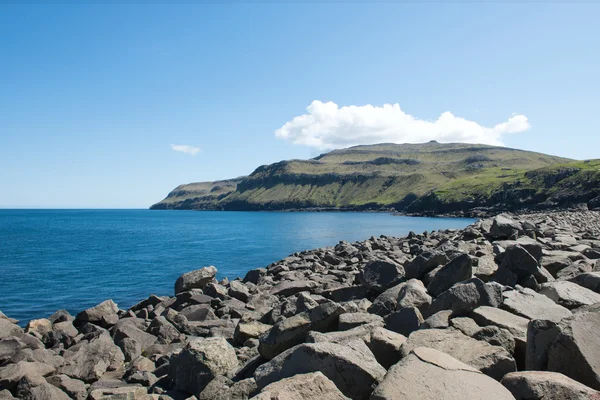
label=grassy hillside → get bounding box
[151,142,600,214]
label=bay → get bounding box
[0,209,475,323]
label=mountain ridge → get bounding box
[151,142,600,215]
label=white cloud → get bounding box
[275,101,531,150]
[170,144,200,155]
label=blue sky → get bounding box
[1,3,599,208]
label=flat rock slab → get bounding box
[501,371,600,400]
[539,281,600,309]
[400,327,516,380]
[251,372,349,400]
[471,306,529,343]
[370,347,516,400]
[501,287,572,322]
[254,341,386,400]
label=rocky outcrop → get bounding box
[2,210,600,399]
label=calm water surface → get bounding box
[0,210,475,323]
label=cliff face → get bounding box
[150,142,600,214]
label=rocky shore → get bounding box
[3,211,600,399]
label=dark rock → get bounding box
[427,254,473,297]
[258,302,344,359]
[385,307,424,336]
[358,259,405,293]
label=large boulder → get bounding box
[359,260,405,293]
[46,375,87,400]
[258,302,344,359]
[251,372,349,400]
[490,215,522,239]
[539,281,600,309]
[0,319,22,340]
[427,254,473,297]
[15,377,71,400]
[169,337,240,396]
[425,278,502,318]
[501,287,572,322]
[496,245,552,286]
[404,250,449,280]
[174,266,218,294]
[58,335,124,383]
[370,347,516,400]
[396,279,432,310]
[74,299,119,328]
[501,371,600,400]
[400,328,516,380]
[546,304,600,390]
[0,361,55,391]
[112,319,157,351]
[254,341,386,400]
[368,282,407,316]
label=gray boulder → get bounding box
[501,287,572,322]
[254,341,386,400]
[174,266,217,294]
[546,304,600,390]
[490,215,522,239]
[258,302,344,359]
[58,335,124,382]
[400,328,516,380]
[501,371,600,400]
[74,299,119,328]
[169,337,240,396]
[397,279,432,310]
[46,374,87,400]
[426,278,502,318]
[0,361,55,391]
[113,319,157,351]
[15,377,70,400]
[251,372,349,400]
[539,281,600,309]
[370,347,516,400]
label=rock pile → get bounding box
[2,210,600,399]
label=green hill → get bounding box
[151,141,600,215]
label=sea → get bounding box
[0,209,475,324]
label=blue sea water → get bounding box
[0,210,475,324]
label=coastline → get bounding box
[2,209,600,398]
